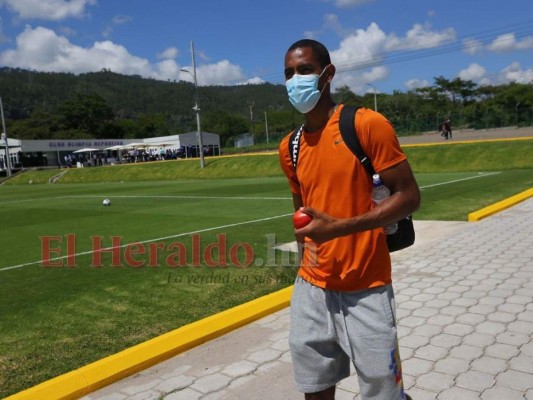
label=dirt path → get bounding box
[398,126,533,145]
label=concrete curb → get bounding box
[5,287,293,400]
[468,187,533,221]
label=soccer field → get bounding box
[0,169,531,397]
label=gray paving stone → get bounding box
[508,294,532,304]
[450,297,477,307]
[469,304,496,315]
[404,387,438,400]
[246,348,281,364]
[496,369,533,391]
[455,313,486,325]
[481,385,526,400]
[412,307,440,318]
[475,321,506,335]
[518,310,533,322]
[399,315,427,328]
[487,311,517,323]
[471,356,508,375]
[416,371,454,392]
[430,333,462,348]
[164,388,202,400]
[438,386,480,400]
[220,360,258,377]
[127,391,161,400]
[478,296,505,306]
[401,334,430,349]
[190,373,232,394]
[402,358,434,377]
[442,323,475,336]
[440,305,467,317]
[434,357,470,375]
[121,380,162,395]
[520,342,533,356]
[414,345,449,362]
[426,315,456,327]
[509,354,533,374]
[411,324,442,338]
[455,370,495,392]
[496,331,530,346]
[155,376,196,393]
[448,344,484,361]
[485,343,520,360]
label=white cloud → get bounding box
[157,47,178,60]
[385,23,455,51]
[499,62,533,84]
[0,25,246,86]
[488,33,518,52]
[0,0,96,21]
[463,38,484,55]
[112,15,132,25]
[330,23,387,69]
[487,33,533,53]
[335,0,375,8]
[405,78,429,90]
[458,63,486,81]
[0,17,6,43]
[194,60,245,86]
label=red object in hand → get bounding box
[293,209,313,229]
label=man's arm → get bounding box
[292,193,306,262]
[295,159,420,244]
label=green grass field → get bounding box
[1,140,532,397]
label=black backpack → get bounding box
[288,105,415,252]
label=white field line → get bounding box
[419,172,501,189]
[1,171,500,271]
[0,213,292,271]
[71,195,293,200]
[0,195,292,205]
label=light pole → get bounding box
[0,97,12,177]
[367,83,378,112]
[180,41,205,169]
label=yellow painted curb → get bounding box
[6,286,293,400]
[468,188,533,222]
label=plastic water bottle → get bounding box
[371,174,398,235]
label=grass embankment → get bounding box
[5,139,533,185]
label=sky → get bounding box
[0,0,531,95]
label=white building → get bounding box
[0,132,220,170]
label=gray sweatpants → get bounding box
[289,276,407,400]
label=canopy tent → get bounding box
[103,145,124,151]
[73,147,99,153]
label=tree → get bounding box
[59,93,115,138]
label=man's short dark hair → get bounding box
[287,39,331,68]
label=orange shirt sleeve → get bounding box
[355,109,406,173]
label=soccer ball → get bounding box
[103,199,111,206]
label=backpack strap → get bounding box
[339,105,376,177]
[288,124,304,169]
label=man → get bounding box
[278,39,420,400]
[442,119,452,140]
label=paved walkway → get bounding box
[83,197,533,400]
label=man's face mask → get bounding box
[286,66,329,114]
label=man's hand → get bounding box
[294,207,347,244]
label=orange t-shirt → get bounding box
[279,105,407,292]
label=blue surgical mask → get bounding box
[286,67,328,114]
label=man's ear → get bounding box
[326,64,336,83]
